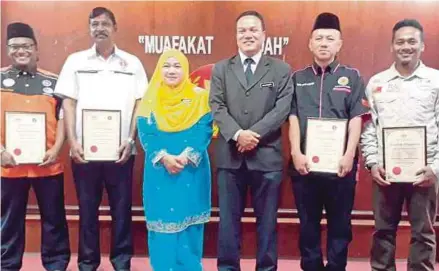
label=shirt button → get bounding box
[245,92,250,97]
[244,110,248,114]
[170,208,174,212]
[25,84,29,87]
[26,100,30,103]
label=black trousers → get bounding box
[217,165,282,271]
[291,166,357,271]
[1,174,70,271]
[71,157,134,271]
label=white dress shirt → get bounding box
[233,49,263,141]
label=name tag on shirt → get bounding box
[297,82,315,87]
[260,82,274,88]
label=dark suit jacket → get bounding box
[209,54,293,171]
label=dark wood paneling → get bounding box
[25,215,416,259]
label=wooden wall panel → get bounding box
[2,0,439,257]
[25,215,414,259]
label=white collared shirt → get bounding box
[232,49,264,141]
[239,49,263,74]
[54,45,148,154]
[361,61,439,176]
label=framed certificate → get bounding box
[383,126,426,183]
[305,118,348,173]
[5,111,46,164]
[82,109,121,161]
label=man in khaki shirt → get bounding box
[361,19,439,271]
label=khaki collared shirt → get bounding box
[361,62,439,176]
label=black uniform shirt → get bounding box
[290,60,368,154]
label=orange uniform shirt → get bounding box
[1,66,63,178]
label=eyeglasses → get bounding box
[7,44,35,52]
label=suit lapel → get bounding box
[231,56,247,89]
[247,56,270,90]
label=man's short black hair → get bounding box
[236,10,265,31]
[392,19,424,41]
[89,7,116,26]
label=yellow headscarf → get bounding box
[136,49,210,132]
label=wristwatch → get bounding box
[365,162,377,171]
[126,137,135,146]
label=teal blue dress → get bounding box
[137,112,212,270]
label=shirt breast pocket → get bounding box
[296,86,319,110]
[329,89,349,105]
[111,70,136,94]
[374,93,398,115]
[76,71,101,94]
[408,88,436,109]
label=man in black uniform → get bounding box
[288,13,368,271]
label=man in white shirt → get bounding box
[54,7,147,271]
[361,19,439,271]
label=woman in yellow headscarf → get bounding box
[136,49,212,271]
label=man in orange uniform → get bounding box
[1,22,70,271]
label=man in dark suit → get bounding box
[209,10,293,271]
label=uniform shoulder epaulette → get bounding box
[340,65,361,76]
[37,68,58,79]
[292,65,313,76]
